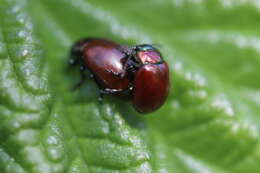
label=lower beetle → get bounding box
[70,38,131,96]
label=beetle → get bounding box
[129,45,169,113]
[70,38,170,114]
[70,38,132,97]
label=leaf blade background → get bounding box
[0,0,260,172]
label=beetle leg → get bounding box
[72,79,85,91]
[79,65,94,79]
[72,74,85,91]
[98,91,104,103]
[100,87,131,97]
[69,57,79,66]
[100,88,123,94]
[67,57,81,73]
[72,65,88,90]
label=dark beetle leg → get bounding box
[100,88,124,94]
[100,87,132,96]
[72,65,87,90]
[98,91,104,103]
[99,85,133,101]
[68,57,80,69]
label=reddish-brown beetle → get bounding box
[131,45,169,113]
[70,38,170,114]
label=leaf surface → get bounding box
[0,0,260,172]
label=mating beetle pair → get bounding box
[70,38,170,114]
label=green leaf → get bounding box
[0,0,260,172]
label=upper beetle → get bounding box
[129,45,170,113]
